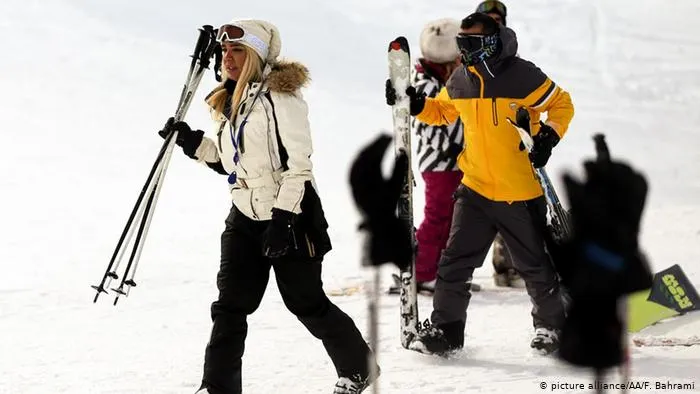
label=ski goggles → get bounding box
[456,33,498,53]
[456,33,499,65]
[216,24,269,60]
[476,0,507,17]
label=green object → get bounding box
[627,290,679,332]
[647,264,699,312]
[627,264,699,332]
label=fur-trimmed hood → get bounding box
[267,61,310,93]
[205,60,309,103]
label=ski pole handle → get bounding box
[199,25,217,70]
[593,134,610,163]
[507,117,534,152]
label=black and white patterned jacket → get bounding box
[412,59,464,173]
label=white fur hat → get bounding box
[223,19,281,64]
[419,18,460,63]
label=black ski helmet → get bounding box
[475,1,507,26]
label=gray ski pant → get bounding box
[431,185,565,330]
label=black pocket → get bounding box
[298,181,332,258]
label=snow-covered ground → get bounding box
[1,0,698,392]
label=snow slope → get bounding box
[1,0,699,393]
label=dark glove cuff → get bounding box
[385,79,397,106]
[181,129,204,159]
[409,94,426,116]
[540,124,560,148]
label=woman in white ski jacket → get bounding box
[159,19,376,394]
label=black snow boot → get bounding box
[409,320,464,356]
[530,326,561,355]
[333,365,381,394]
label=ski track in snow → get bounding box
[1,0,699,393]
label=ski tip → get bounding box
[388,36,410,54]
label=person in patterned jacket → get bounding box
[410,18,465,293]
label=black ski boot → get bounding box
[333,366,380,394]
[531,326,560,355]
[333,376,368,394]
[492,234,525,288]
[409,320,464,356]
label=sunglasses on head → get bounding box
[476,0,507,17]
[216,24,246,42]
[215,24,269,60]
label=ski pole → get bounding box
[364,256,381,394]
[92,25,219,303]
[109,26,219,303]
[507,107,573,242]
[91,129,177,302]
[111,167,163,305]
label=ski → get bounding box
[628,264,699,332]
[507,107,572,243]
[387,273,482,295]
[388,36,419,348]
[632,336,700,347]
[325,285,362,297]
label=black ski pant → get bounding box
[201,205,372,394]
[431,185,565,331]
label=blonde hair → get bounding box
[206,45,264,120]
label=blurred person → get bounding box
[558,135,652,374]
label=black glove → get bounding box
[558,134,652,370]
[158,117,204,159]
[349,134,412,270]
[525,122,559,168]
[262,208,298,258]
[385,79,426,116]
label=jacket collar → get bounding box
[206,60,310,101]
[468,26,518,80]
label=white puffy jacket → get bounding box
[193,62,316,221]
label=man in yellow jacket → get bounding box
[387,12,574,355]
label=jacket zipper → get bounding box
[470,67,496,198]
[491,98,499,126]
